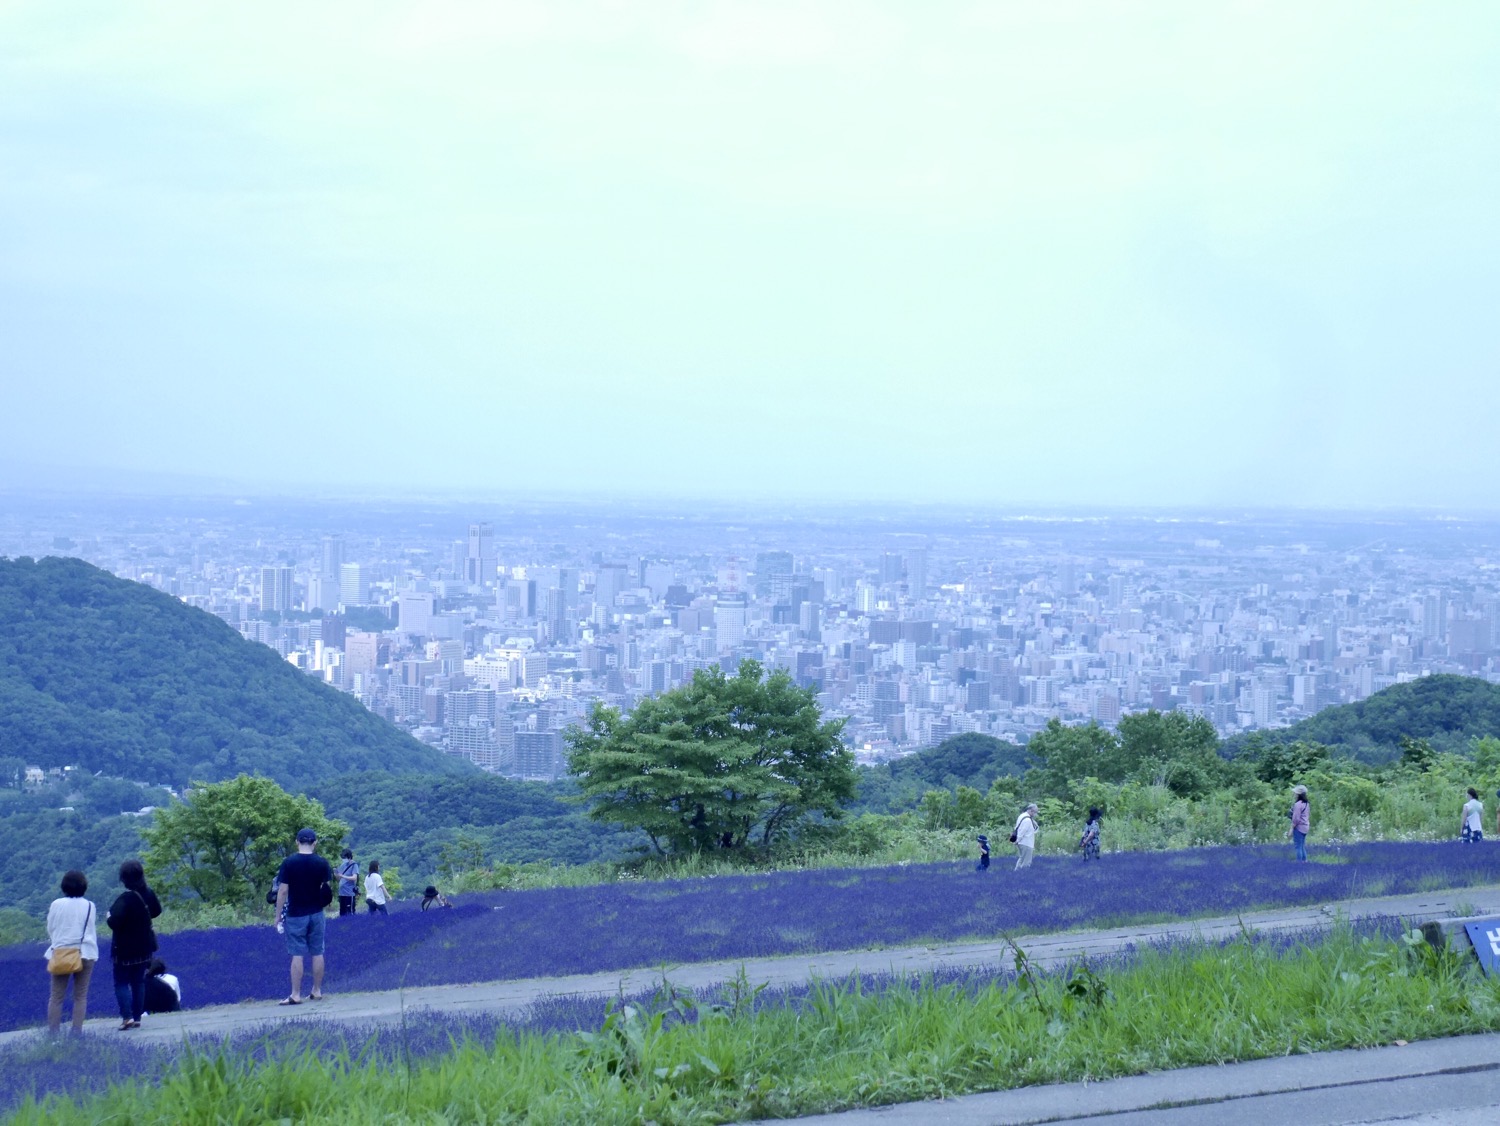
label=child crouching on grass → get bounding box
[1079,808,1101,861]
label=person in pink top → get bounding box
[1288,785,1310,862]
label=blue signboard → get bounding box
[1462,918,1500,976]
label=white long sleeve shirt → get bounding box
[1014,813,1037,849]
[45,896,99,962]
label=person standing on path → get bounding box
[44,869,98,1035]
[336,848,359,916]
[1461,788,1485,843]
[106,859,162,1030]
[274,828,334,1005]
[1289,785,1311,862]
[1013,804,1039,870]
[363,860,389,915]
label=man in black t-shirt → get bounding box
[273,828,334,1005]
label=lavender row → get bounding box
[2,841,1494,1035]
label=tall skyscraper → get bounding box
[320,535,344,581]
[715,592,748,654]
[754,551,794,597]
[258,565,293,613]
[339,562,367,607]
[466,522,495,587]
[906,549,928,598]
[313,535,344,612]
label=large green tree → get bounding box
[566,659,854,854]
[141,774,347,906]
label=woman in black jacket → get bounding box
[106,859,162,1030]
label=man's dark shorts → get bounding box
[284,911,326,957]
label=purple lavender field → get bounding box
[0,920,1404,1115]
[2,840,1495,1036]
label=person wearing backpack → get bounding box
[336,849,359,916]
[273,828,334,1005]
[45,869,98,1034]
[106,859,162,1030]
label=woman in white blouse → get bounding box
[45,869,99,1034]
[363,860,389,915]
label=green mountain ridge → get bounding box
[1222,674,1500,761]
[0,556,458,789]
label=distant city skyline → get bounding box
[3,3,1498,507]
[8,493,1500,781]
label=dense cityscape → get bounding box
[5,494,1498,783]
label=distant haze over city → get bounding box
[6,492,1500,780]
[3,4,1498,507]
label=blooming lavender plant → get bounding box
[0,841,1492,1036]
[0,918,1409,1115]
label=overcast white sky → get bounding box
[2,2,1497,507]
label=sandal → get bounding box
[309,992,325,1001]
[278,996,302,1006]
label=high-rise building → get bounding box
[715,593,748,654]
[514,730,564,780]
[906,549,928,598]
[320,535,344,582]
[880,551,904,586]
[546,587,571,643]
[339,562,367,607]
[259,565,293,614]
[398,590,435,636]
[754,551,794,597]
[345,631,382,678]
[465,522,495,587]
[595,563,630,609]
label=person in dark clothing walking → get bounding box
[336,849,359,916]
[975,835,991,871]
[106,859,161,1030]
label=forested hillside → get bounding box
[0,556,456,788]
[1223,674,1500,761]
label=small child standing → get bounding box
[975,835,991,871]
[1079,808,1102,862]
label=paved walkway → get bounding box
[5,883,1493,1049]
[783,1031,1500,1125]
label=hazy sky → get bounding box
[2,3,1497,507]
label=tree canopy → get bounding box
[1025,710,1226,800]
[141,774,347,906]
[566,659,855,853]
[0,556,458,788]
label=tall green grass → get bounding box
[12,927,1499,1124]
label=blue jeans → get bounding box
[367,901,388,915]
[113,960,147,1023]
[1292,830,1307,862]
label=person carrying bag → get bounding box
[44,869,99,1034]
[48,904,92,976]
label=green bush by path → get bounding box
[12,927,1500,1124]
